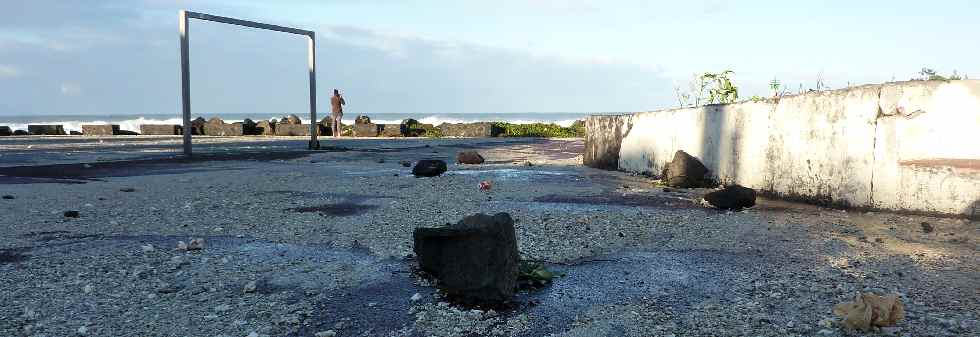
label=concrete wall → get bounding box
[585,80,980,217]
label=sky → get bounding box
[0,0,977,116]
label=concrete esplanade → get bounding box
[584,80,980,218]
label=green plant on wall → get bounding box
[700,70,739,104]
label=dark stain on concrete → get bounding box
[0,151,312,184]
[534,193,703,210]
[0,248,30,264]
[288,202,379,217]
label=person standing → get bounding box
[330,89,346,137]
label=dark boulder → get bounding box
[400,160,412,167]
[191,117,207,135]
[0,126,11,136]
[241,118,257,135]
[413,213,519,304]
[703,184,756,210]
[13,130,28,136]
[28,125,66,135]
[456,150,485,164]
[206,117,224,125]
[2,195,14,199]
[69,130,83,135]
[412,160,447,177]
[63,210,80,218]
[280,114,302,125]
[661,150,709,188]
[354,115,372,124]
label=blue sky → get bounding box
[1,0,977,115]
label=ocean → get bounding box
[0,112,597,133]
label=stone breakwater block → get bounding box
[255,121,276,135]
[81,124,120,136]
[140,124,182,135]
[0,126,11,136]
[276,124,310,136]
[703,184,756,210]
[380,124,402,137]
[661,150,709,188]
[353,123,380,137]
[413,212,519,304]
[28,125,66,135]
[275,124,327,136]
[412,160,448,177]
[202,123,244,136]
[437,122,503,138]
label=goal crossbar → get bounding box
[179,10,319,156]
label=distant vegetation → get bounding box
[493,121,585,138]
[914,68,966,81]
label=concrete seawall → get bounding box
[585,80,980,217]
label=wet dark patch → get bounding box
[287,269,431,337]
[0,150,310,184]
[534,193,703,210]
[288,202,379,217]
[0,248,30,264]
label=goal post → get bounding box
[179,10,319,156]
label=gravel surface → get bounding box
[0,136,977,337]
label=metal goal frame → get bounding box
[179,10,318,155]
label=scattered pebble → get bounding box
[243,281,257,293]
[64,210,80,218]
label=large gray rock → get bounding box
[412,160,447,177]
[456,150,485,164]
[661,150,709,188]
[413,212,519,304]
[28,125,66,135]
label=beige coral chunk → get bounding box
[833,292,905,331]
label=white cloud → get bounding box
[60,82,82,96]
[0,65,20,78]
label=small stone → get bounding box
[77,326,89,334]
[141,244,155,252]
[83,284,93,294]
[367,302,377,307]
[64,210,80,218]
[410,293,422,302]
[1,195,14,199]
[315,331,337,337]
[119,187,136,192]
[243,281,257,293]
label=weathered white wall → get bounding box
[587,80,980,216]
